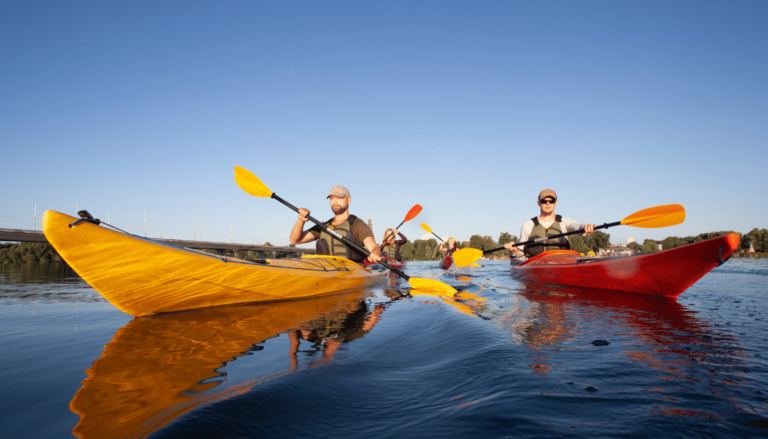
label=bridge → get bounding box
[0,228,315,259]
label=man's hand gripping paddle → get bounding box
[452,204,686,267]
[234,166,457,294]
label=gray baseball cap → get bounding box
[326,185,351,198]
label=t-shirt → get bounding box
[308,216,373,244]
[519,217,584,243]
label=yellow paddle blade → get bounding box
[452,247,484,268]
[408,277,458,294]
[620,204,685,228]
[234,166,273,198]
[455,291,486,301]
[408,290,475,316]
[440,296,476,316]
[472,263,482,268]
[420,223,432,233]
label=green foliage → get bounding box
[639,239,660,253]
[0,243,64,264]
[583,230,611,252]
[497,233,517,256]
[742,228,768,252]
[568,235,590,254]
[399,239,442,260]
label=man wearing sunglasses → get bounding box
[504,189,596,258]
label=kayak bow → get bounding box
[43,211,388,316]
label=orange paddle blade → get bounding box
[234,166,274,198]
[404,204,422,222]
[420,223,433,233]
[621,204,685,228]
[452,248,484,268]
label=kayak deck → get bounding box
[510,233,740,298]
[43,211,388,316]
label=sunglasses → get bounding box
[539,198,557,204]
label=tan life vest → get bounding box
[382,243,398,260]
[524,215,571,257]
[317,215,365,263]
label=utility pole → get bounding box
[33,204,40,231]
[192,219,196,241]
[107,213,111,225]
[160,219,163,239]
[71,201,78,215]
[228,224,233,243]
[140,211,147,237]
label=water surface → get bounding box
[1,259,766,438]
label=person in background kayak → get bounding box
[439,237,458,256]
[380,229,408,261]
[504,189,596,258]
[290,185,382,264]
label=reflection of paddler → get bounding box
[293,301,385,362]
[69,291,374,439]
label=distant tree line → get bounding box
[1,243,64,264]
[2,228,766,264]
[625,229,768,255]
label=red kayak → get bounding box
[509,233,740,298]
[439,254,453,269]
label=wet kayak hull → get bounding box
[43,211,388,316]
[509,233,740,298]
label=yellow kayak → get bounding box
[43,211,388,316]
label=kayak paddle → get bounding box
[420,223,445,243]
[382,204,422,244]
[234,166,457,294]
[452,204,686,267]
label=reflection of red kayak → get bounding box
[510,233,740,298]
[439,254,452,269]
[365,257,407,271]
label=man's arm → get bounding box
[363,236,382,263]
[352,218,381,263]
[562,218,596,236]
[505,222,530,256]
[289,208,319,245]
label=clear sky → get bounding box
[2,1,766,247]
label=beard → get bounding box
[331,204,348,215]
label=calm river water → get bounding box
[1,259,767,438]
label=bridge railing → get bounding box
[0,229,315,259]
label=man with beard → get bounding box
[290,185,382,264]
[504,189,596,258]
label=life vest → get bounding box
[317,214,366,263]
[524,215,571,257]
[382,243,398,260]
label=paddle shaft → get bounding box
[271,193,410,279]
[484,221,622,255]
[429,232,444,243]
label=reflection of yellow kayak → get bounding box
[43,211,387,316]
[69,292,374,439]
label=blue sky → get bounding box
[1,1,766,247]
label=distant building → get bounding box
[627,237,635,245]
[658,243,663,251]
[598,243,633,257]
